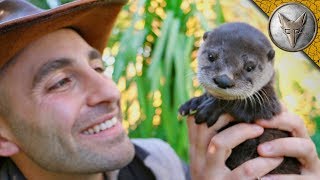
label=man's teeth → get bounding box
[83,117,118,135]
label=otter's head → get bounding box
[197,23,275,100]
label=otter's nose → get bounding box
[213,75,235,89]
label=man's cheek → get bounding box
[40,99,79,131]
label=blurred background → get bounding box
[30,0,320,161]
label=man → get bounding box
[0,1,188,179]
[0,0,319,180]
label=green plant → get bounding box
[107,0,226,161]
[29,0,320,161]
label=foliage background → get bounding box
[30,0,320,161]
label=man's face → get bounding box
[0,29,134,173]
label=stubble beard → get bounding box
[8,113,135,174]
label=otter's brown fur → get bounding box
[179,22,300,174]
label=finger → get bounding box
[212,113,234,131]
[261,174,304,180]
[187,115,219,172]
[187,116,200,164]
[258,137,319,170]
[197,113,234,154]
[197,123,216,155]
[187,116,213,156]
[188,114,234,157]
[256,111,308,138]
[186,116,197,143]
[229,157,284,180]
[187,116,200,161]
[206,123,264,166]
[187,116,207,177]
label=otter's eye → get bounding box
[246,65,255,72]
[208,53,218,62]
[245,65,256,72]
[244,62,256,72]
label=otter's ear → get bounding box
[203,31,210,41]
[267,49,275,61]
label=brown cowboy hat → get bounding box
[0,0,127,69]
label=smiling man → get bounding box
[0,0,320,180]
[0,1,190,179]
[1,29,135,176]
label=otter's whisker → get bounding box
[261,89,271,106]
[256,91,264,107]
[254,92,264,113]
[258,90,267,107]
[248,93,255,112]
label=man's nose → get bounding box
[86,72,120,106]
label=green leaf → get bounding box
[183,36,195,97]
[173,34,187,106]
[113,0,147,82]
[214,0,225,25]
[160,86,177,145]
[134,76,154,137]
[28,0,50,9]
[195,11,210,31]
[311,133,320,156]
[147,11,174,91]
[164,18,180,78]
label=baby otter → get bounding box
[179,22,300,174]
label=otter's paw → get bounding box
[178,96,206,117]
[206,109,224,127]
[195,98,222,127]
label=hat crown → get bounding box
[0,0,42,25]
[0,0,126,70]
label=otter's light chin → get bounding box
[206,87,254,100]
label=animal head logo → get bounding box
[278,12,306,47]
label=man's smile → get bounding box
[82,116,118,135]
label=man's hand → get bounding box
[187,114,283,180]
[256,107,320,180]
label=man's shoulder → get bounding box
[132,138,176,156]
[131,138,190,180]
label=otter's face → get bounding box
[197,30,275,100]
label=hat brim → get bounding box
[0,0,127,68]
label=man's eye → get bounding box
[48,78,72,91]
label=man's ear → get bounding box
[0,134,19,157]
